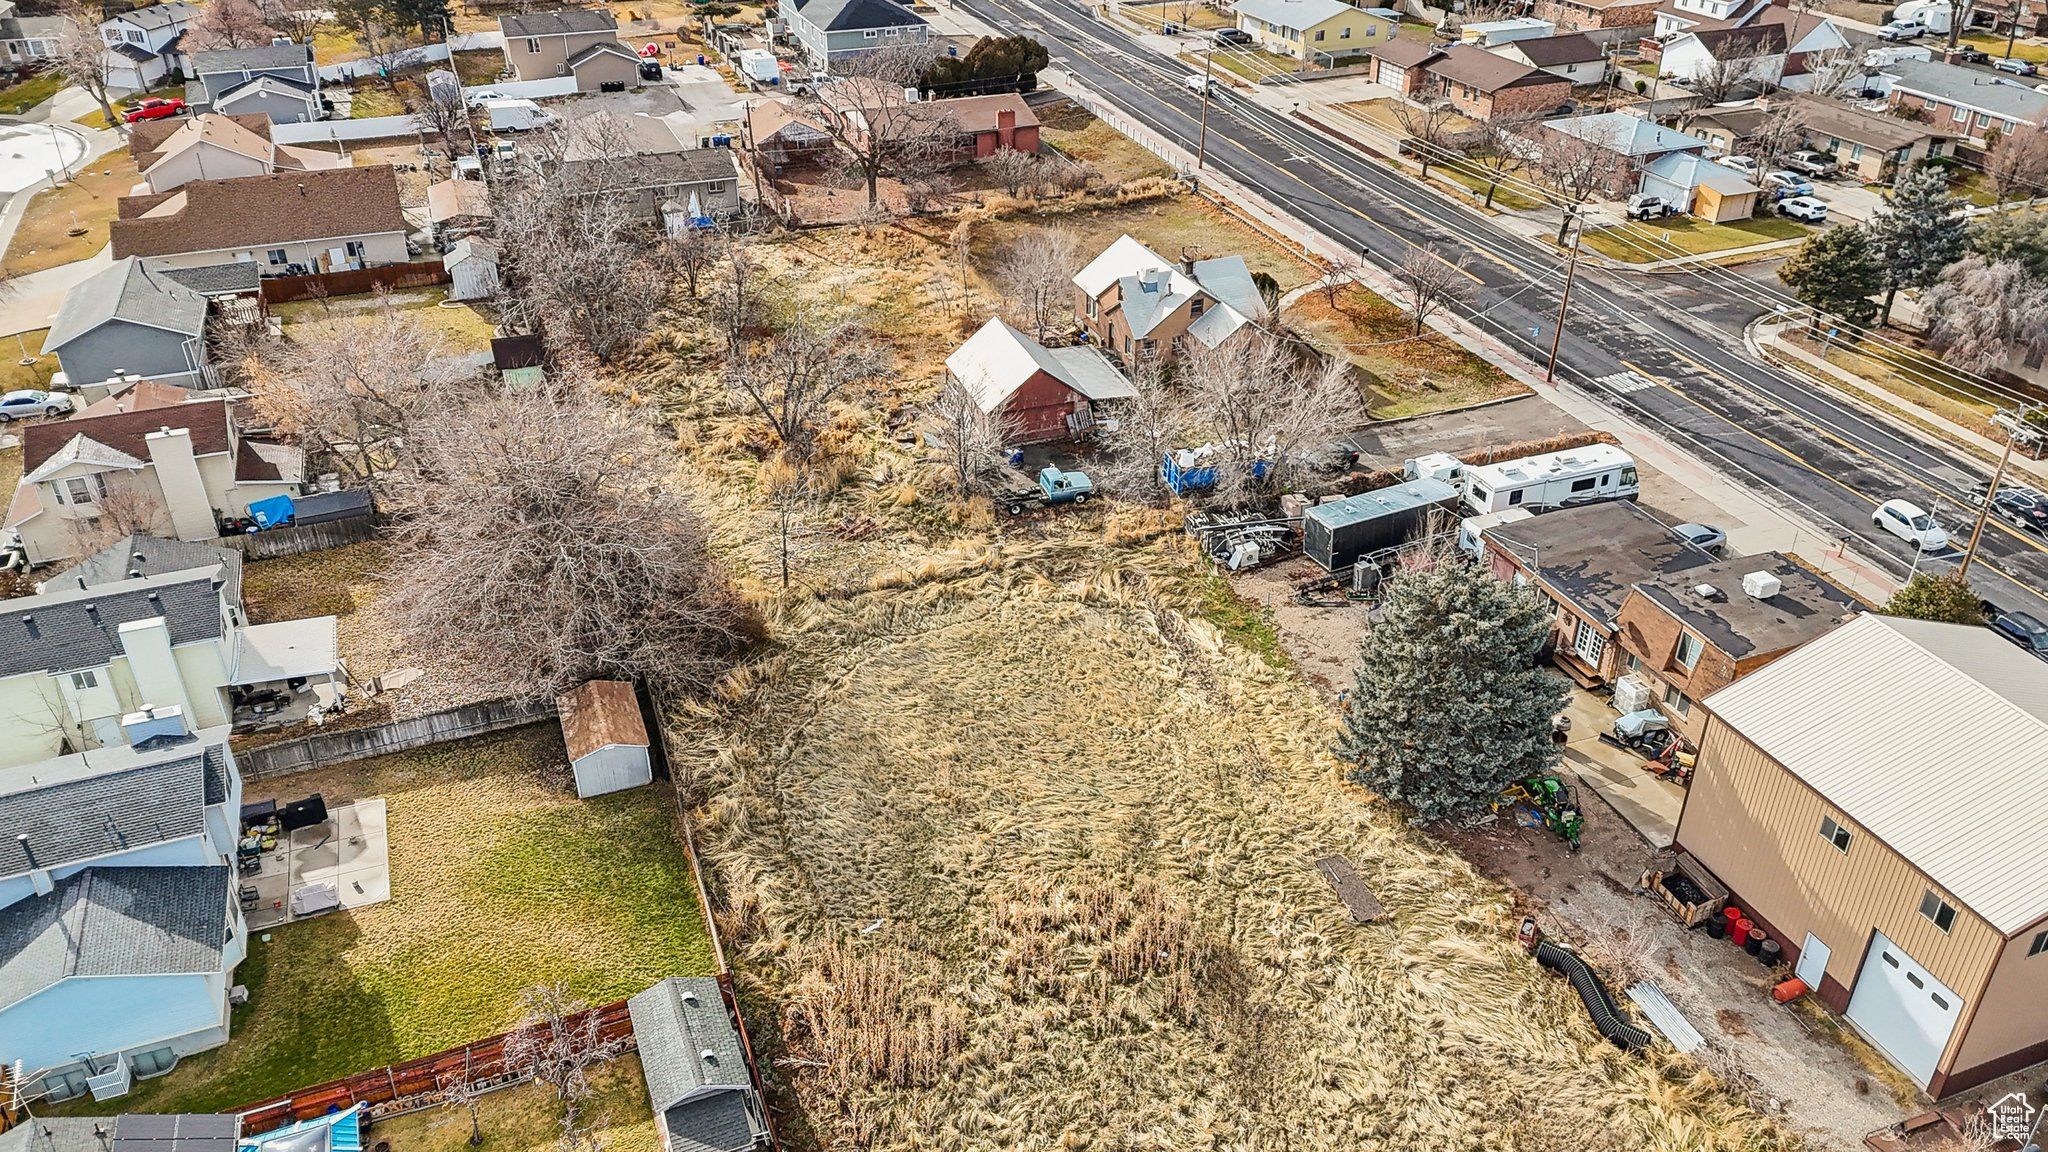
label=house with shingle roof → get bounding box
[43,257,209,390]
[131,112,344,194]
[109,165,409,275]
[4,383,301,568]
[627,978,770,1152]
[99,1,197,91]
[946,316,1135,443]
[1884,59,2048,146]
[187,42,321,123]
[1229,0,1396,63]
[783,0,931,71]
[498,9,638,90]
[1072,234,1264,364]
[1487,31,1607,84]
[1364,35,1446,95]
[1425,44,1574,118]
[1649,0,1846,89]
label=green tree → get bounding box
[1880,570,1987,625]
[1974,210,2048,283]
[1864,164,1969,324]
[1779,224,1885,334]
[921,34,1051,94]
[1251,270,1281,313]
[1335,554,1568,823]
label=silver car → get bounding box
[0,389,74,422]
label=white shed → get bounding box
[557,680,652,798]
[444,236,500,302]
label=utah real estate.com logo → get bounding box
[1986,1092,2037,1144]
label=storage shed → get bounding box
[1302,478,1459,571]
[557,680,652,798]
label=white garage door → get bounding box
[1845,932,1963,1088]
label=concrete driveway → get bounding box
[1557,686,1687,848]
[0,245,113,339]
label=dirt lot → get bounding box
[1286,284,1527,419]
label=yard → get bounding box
[0,68,66,115]
[1781,328,2037,441]
[1286,282,1527,418]
[72,87,182,130]
[0,330,57,392]
[1193,45,1300,83]
[1037,102,1174,185]
[92,726,716,1113]
[1958,31,2048,62]
[972,192,1314,294]
[1580,214,1809,262]
[363,1054,659,1152]
[1428,163,1547,213]
[1336,98,1478,138]
[1122,0,1235,32]
[2,150,141,276]
[271,287,499,354]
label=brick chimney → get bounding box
[997,107,1016,149]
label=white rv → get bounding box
[1458,507,1535,557]
[1460,444,1638,514]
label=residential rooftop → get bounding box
[1629,552,1860,659]
[1484,500,1709,624]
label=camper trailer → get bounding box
[1458,507,1534,557]
[1460,445,1637,515]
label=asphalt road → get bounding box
[958,0,2048,615]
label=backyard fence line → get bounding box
[270,116,424,144]
[220,515,378,561]
[259,262,452,305]
[237,698,557,781]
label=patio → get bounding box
[240,798,392,931]
[1556,687,1687,848]
[229,617,348,733]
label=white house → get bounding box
[1653,0,1846,87]
[1488,32,1607,84]
[133,112,345,194]
[557,679,652,798]
[100,1,196,91]
[0,721,248,1102]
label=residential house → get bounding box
[499,10,638,90]
[783,0,931,71]
[1480,500,1710,685]
[628,977,771,1152]
[1071,234,1264,363]
[1,0,65,68]
[745,99,834,174]
[815,84,1041,163]
[426,177,493,242]
[47,533,243,606]
[1637,150,1759,219]
[1675,614,2048,1096]
[945,316,1136,443]
[1529,0,1664,33]
[1488,32,1607,84]
[1966,0,2048,39]
[1785,92,1954,180]
[558,679,652,798]
[1425,45,1574,118]
[1363,35,1445,94]
[936,92,1041,157]
[1610,552,1858,743]
[1671,102,1764,153]
[1649,0,1847,89]
[1230,0,1396,63]
[100,1,196,91]
[109,165,410,274]
[1460,16,1556,44]
[547,148,742,226]
[129,112,344,194]
[5,385,303,569]
[1542,111,1709,197]
[187,43,322,123]
[43,257,209,391]
[444,236,500,302]
[1884,59,2048,148]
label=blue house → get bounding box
[0,722,248,1103]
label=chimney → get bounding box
[996,107,1016,148]
[118,616,195,721]
[144,425,215,541]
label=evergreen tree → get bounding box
[922,34,1051,95]
[1881,570,1987,625]
[1779,224,1885,333]
[1864,164,1969,324]
[1974,210,2048,284]
[1334,555,1567,823]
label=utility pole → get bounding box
[1959,404,2043,578]
[1195,44,1216,173]
[1545,214,1584,384]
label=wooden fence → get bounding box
[238,699,557,781]
[260,262,452,305]
[221,515,378,561]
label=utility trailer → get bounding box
[1302,479,1460,571]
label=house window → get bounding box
[65,476,98,505]
[345,240,366,259]
[1189,298,1205,317]
[127,29,144,42]
[526,37,540,52]
[1315,28,1326,39]
[1623,651,1643,674]
[2030,930,2048,957]
[863,28,878,37]
[710,181,727,194]
[1952,106,1968,122]
[1918,889,1957,933]
[1341,25,1352,37]
[1819,814,1852,853]
[266,248,288,265]
[1140,338,1158,354]
[1086,297,1098,319]
[72,669,99,690]
[1673,630,1703,670]
[1849,143,1864,160]
[1976,112,1992,129]
[1661,683,1691,714]
[2004,119,2018,132]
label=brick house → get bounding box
[1884,59,2048,148]
[1612,552,1860,744]
[1363,36,1445,95]
[1424,45,1573,119]
[1530,0,1663,30]
[945,316,1134,443]
[818,84,1040,164]
[1071,235,1264,364]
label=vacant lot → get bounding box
[1038,102,1174,185]
[3,150,140,276]
[1123,0,1234,31]
[1287,284,1526,419]
[368,1053,658,1152]
[1581,215,1808,262]
[272,287,498,354]
[99,726,714,1113]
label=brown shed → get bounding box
[557,679,652,798]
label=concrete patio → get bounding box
[1557,687,1687,848]
[243,798,392,931]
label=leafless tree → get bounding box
[1393,248,1474,336]
[193,0,274,49]
[436,1071,487,1148]
[383,381,757,697]
[797,43,957,210]
[1534,125,1624,244]
[556,1104,608,1152]
[992,227,1078,342]
[258,0,328,45]
[1738,99,1807,171]
[1985,124,2048,205]
[1090,352,1190,503]
[1471,111,1537,210]
[1315,249,1365,309]
[1924,257,2048,374]
[1800,47,1867,100]
[663,224,730,300]
[1393,98,1461,180]
[982,146,1042,196]
[233,290,472,487]
[67,484,164,555]
[407,79,471,163]
[1686,41,1774,103]
[1179,332,1365,502]
[494,176,668,363]
[931,379,1015,497]
[501,984,628,1105]
[50,2,124,137]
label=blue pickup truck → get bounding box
[1003,467,1094,516]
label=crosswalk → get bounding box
[1593,370,1661,395]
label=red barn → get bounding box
[946,317,1133,443]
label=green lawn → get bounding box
[0,69,66,115]
[1581,214,1809,261]
[76,726,715,1114]
[0,330,56,393]
[1959,32,2048,63]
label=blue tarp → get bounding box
[247,493,295,530]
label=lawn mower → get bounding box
[1494,773,1584,852]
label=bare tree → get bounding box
[383,381,758,697]
[1393,99,1461,180]
[436,1071,487,1148]
[798,43,957,210]
[931,379,1015,497]
[992,228,1078,342]
[982,146,1042,196]
[501,984,627,1105]
[1090,351,1189,503]
[1686,40,1774,103]
[258,0,328,45]
[1471,111,1537,210]
[494,174,668,363]
[50,2,124,137]
[1393,248,1474,336]
[1924,257,2048,374]
[1179,332,1365,502]
[1985,124,2048,205]
[555,1105,608,1152]
[1800,46,1867,100]
[407,78,471,163]
[194,0,274,49]
[1738,100,1807,171]
[1534,125,1624,244]
[67,483,166,555]
[663,224,730,301]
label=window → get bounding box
[2030,930,2048,957]
[1140,338,1158,354]
[127,28,144,41]
[266,248,288,265]
[1919,889,1957,933]
[1569,476,1596,493]
[863,28,878,37]
[710,181,727,194]
[1952,105,1968,122]
[71,670,98,690]
[1819,815,1852,853]
[1673,630,1703,670]
[2004,119,2018,132]
[1314,28,1325,39]
[1189,298,1205,317]
[1623,651,1643,674]
[1849,143,1864,161]
[65,477,97,505]
[525,37,540,52]
[344,240,366,259]
[1662,684,1691,715]
[1341,24,1352,37]
[1976,112,1992,128]
[1086,297,1098,319]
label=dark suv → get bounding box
[1990,610,2048,660]
[1970,480,2048,534]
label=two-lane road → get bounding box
[963,0,2048,612]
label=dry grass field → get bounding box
[2,150,141,276]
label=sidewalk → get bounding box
[0,85,127,261]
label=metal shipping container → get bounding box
[1302,478,1460,571]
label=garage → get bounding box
[1845,931,1963,1088]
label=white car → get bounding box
[0,389,74,422]
[1184,74,1220,95]
[1777,195,1829,222]
[1878,19,1926,39]
[1873,498,1949,551]
[1715,154,1759,176]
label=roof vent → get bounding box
[21,614,38,639]
[700,1049,718,1063]
[1691,583,1723,601]
[1740,570,1783,600]
[680,988,698,1004]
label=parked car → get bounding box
[1185,73,1221,95]
[1778,195,1830,222]
[1954,45,1990,63]
[1782,149,1838,178]
[638,60,661,81]
[1989,610,2048,660]
[1878,19,1926,39]
[465,89,506,105]
[0,389,74,421]
[1673,522,1727,554]
[1626,193,1676,220]
[1968,480,2048,533]
[1873,498,1949,550]
[1764,170,1815,197]
[124,96,185,123]
[1992,56,2038,75]
[1212,27,1254,44]
[1715,154,1759,176]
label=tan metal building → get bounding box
[1676,614,2048,1097]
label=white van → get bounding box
[484,98,556,131]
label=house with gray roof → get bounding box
[43,257,210,391]
[626,978,769,1152]
[1,0,66,68]
[497,9,638,91]
[0,1113,240,1152]
[48,533,244,606]
[783,0,931,71]
[1884,59,2048,145]
[187,42,321,123]
[0,723,248,1103]
[98,1,197,91]
[1071,234,1264,365]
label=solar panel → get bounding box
[111,1114,239,1152]
[116,1117,178,1140]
